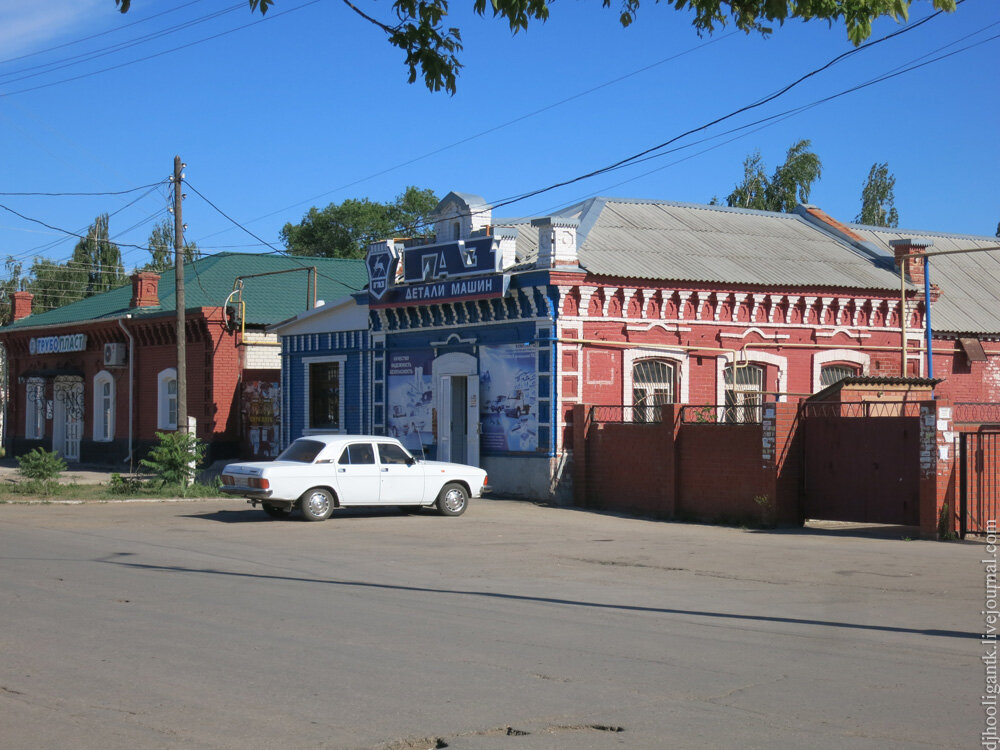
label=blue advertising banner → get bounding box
[479,344,538,453]
[387,351,435,456]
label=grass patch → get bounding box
[0,477,224,503]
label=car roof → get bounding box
[294,434,398,446]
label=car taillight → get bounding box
[221,475,234,486]
[249,477,269,490]
[483,475,488,486]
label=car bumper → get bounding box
[220,486,273,499]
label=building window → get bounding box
[724,364,764,423]
[820,363,859,389]
[158,368,178,430]
[93,371,115,442]
[631,358,676,422]
[305,357,346,432]
[25,378,45,439]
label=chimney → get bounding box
[889,238,933,286]
[11,291,32,321]
[130,271,160,308]
[531,217,580,269]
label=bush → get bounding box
[108,473,145,496]
[140,431,206,493]
[17,447,66,482]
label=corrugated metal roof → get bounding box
[847,225,1000,335]
[4,253,367,330]
[569,199,903,290]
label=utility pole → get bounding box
[172,156,187,434]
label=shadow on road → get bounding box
[181,507,419,523]
[95,552,977,642]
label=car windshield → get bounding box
[276,439,326,463]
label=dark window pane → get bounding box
[277,439,325,463]
[348,443,375,464]
[377,443,411,465]
[309,362,340,429]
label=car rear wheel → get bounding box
[262,503,291,519]
[436,483,468,517]
[299,488,334,522]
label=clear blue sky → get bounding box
[1,0,997,283]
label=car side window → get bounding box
[342,443,375,465]
[377,443,411,465]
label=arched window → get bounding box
[158,368,178,430]
[820,363,858,389]
[632,359,676,423]
[724,364,764,423]
[93,371,115,442]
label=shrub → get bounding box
[17,447,66,482]
[140,431,206,493]
[108,473,145,496]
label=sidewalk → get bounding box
[0,458,230,487]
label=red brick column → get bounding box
[919,399,957,539]
[572,403,591,507]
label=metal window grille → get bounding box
[631,359,676,423]
[724,364,763,423]
[820,364,857,388]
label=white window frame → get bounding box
[812,349,870,392]
[93,370,115,442]
[303,356,347,435]
[716,351,788,404]
[623,347,690,413]
[25,377,45,440]
[157,368,178,430]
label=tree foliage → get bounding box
[855,161,899,227]
[115,1,957,94]
[140,431,206,491]
[143,218,201,273]
[723,139,822,213]
[281,186,439,259]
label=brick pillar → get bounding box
[659,402,682,519]
[571,403,590,507]
[130,271,160,308]
[771,402,805,526]
[890,238,933,287]
[919,399,957,539]
[11,291,32,321]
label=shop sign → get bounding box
[29,334,87,355]
[402,236,500,283]
[370,274,509,309]
[366,241,400,300]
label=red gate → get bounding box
[960,430,1000,537]
[801,402,921,526]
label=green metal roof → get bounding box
[3,253,367,330]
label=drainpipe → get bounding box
[924,260,934,380]
[117,316,135,471]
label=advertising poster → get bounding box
[242,380,281,458]
[387,351,435,456]
[479,344,538,452]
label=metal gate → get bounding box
[802,403,921,525]
[960,430,1000,537]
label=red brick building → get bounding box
[0,253,364,466]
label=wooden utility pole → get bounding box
[173,156,187,434]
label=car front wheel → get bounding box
[299,488,334,522]
[436,483,469,517]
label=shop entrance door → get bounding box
[52,376,83,462]
[437,374,480,467]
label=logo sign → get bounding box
[366,242,400,300]
[402,236,500,283]
[370,274,510,309]
[29,334,87,356]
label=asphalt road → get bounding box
[0,498,983,749]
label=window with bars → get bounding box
[308,361,342,431]
[26,378,45,439]
[724,364,764,423]
[93,372,114,442]
[820,364,858,389]
[631,359,676,422]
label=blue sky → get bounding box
[1,0,997,282]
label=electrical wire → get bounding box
[0,182,168,197]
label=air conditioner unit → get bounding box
[104,343,127,367]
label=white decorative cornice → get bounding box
[677,291,692,320]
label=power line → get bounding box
[0,0,324,98]
[0,182,168,197]
[0,0,210,66]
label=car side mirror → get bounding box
[406,457,416,466]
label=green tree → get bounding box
[115,1,958,95]
[143,219,201,273]
[27,257,88,312]
[281,186,439,259]
[724,139,822,213]
[73,213,125,295]
[855,162,899,227]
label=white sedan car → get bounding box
[220,435,488,521]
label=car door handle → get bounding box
[338,468,346,473]
[381,467,389,472]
